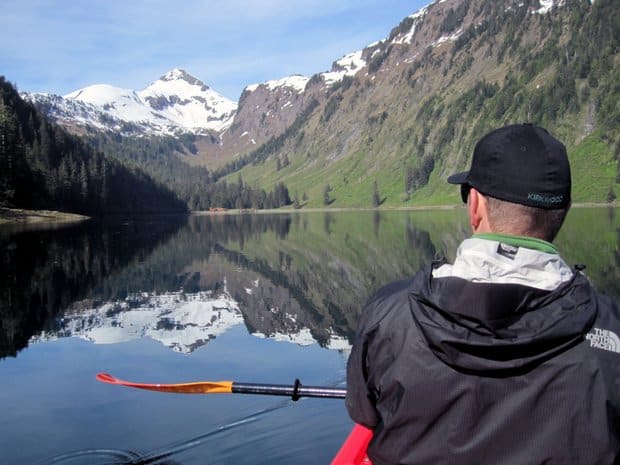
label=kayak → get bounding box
[331,424,373,465]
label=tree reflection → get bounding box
[373,211,381,238]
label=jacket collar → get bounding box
[432,236,573,291]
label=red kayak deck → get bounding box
[330,424,373,465]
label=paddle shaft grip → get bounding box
[232,382,346,399]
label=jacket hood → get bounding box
[409,266,598,374]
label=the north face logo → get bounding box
[586,328,620,353]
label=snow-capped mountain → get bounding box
[24,68,237,136]
[21,0,569,160]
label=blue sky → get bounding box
[1,0,429,101]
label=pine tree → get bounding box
[80,160,88,206]
[405,166,415,195]
[607,187,616,203]
[372,181,381,207]
[323,184,332,205]
[101,158,108,206]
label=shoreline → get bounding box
[191,205,460,215]
[191,201,619,216]
[1,202,617,224]
[0,207,90,225]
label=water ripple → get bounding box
[33,448,141,465]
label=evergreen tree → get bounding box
[0,100,17,204]
[323,184,332,205]
[405,166,415,195]
[607,187,616,203]
[372,181,381,207]
[79,160,88,204]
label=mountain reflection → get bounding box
[0,216,187,358]
[4,208,620,359]
[35,288,243,353]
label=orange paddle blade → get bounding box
[96,372,233,394]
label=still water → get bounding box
[1,208,620,465]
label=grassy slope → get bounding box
[569,131,617,201]
[229,118,618,210]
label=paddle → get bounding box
[96,373,346,400]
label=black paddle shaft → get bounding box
[232,379,346,400]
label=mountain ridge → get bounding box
[17,0,620,209]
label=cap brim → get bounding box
[447,171,469,185]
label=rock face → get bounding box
[223,50,370,158]
[221,76,311,157]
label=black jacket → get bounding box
[346,263,620,465]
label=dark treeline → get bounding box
[85,132,293,210]
[0,78,187,214]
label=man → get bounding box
[346,124,620,465]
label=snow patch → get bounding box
[245,75,309,94]
[366,40,384,48]
[431,28,463,47]
[535,0,554,13]
[391,6,429,45]
[326,334,352,351]
[404,53,419,64]
[320,50,366,86]
[533,0,565,14]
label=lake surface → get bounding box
[2,208,620,465]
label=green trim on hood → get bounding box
[473,233,558,254]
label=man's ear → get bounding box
[468,188,487,233]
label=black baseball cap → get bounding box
[448,123,571,209]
